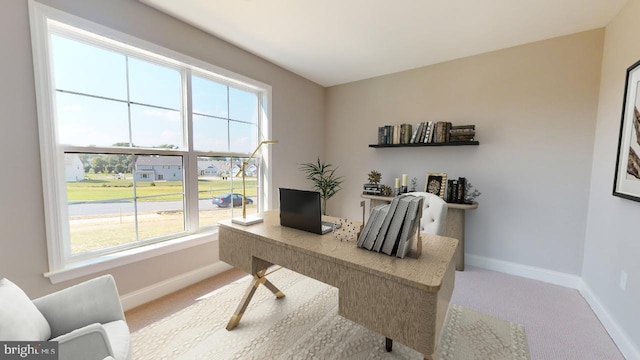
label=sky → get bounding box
[51,34,258,153]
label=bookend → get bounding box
[357,200,365,239]
[414,205,423,259]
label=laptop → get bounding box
[279,188,339,235]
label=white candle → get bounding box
[402,174,408,186]
[395,178,400,188]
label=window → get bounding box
[29,2,272,277]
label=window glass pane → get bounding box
[197,156,236,228]
[128,57,181,110]
[51,34,127,100]
[130,104,182,149]
[229,122,258,153]
[192,75,228,118]
[134,155,185,238]
[56,92,129,147]
[193,114,228,152]
[136,195,185,240]
[66,153,136,254]
[229,87,258,123]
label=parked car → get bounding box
[212,193,253,208]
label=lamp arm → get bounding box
[234,140,278,177]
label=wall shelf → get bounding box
[368,141,479,148]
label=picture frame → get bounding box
[613,59,640,202]
[424,173,447,199]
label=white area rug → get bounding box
[131,268,530,359]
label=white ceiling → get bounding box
[141,0,627,87]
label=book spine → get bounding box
[409,123,419,143]
[457,177,466,203]
[447,179,455,202]
[451,180,458,203]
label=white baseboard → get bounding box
[579,281,640,360]
[120,261,234,311]
[465,254,581,289]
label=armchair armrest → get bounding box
[52,323,114,360]
[33,275,125,338]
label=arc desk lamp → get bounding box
[231,140,278,225]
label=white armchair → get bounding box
[0,275,131,360]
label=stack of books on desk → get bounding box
[356,194,423,258]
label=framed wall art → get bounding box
[613,59,640,202]
[425,173,447,199]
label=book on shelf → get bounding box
[450,124,475,130]
[398,123,411,144]
[396,196,424,258]
[446,179,456,203]
[393,125,399,144]
[449,179,458,203]
[363,204,390,250]
[357,204,386,248]
[381,194,415,255]
[428,121,436,143]
[422,121,431,143]
[409,123,420,143]
[449,125,476,143]
[375,123,477,145]
[363,183,381,195]
[456,177,467,203]
[449,135,476,141]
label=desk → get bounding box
[219,210,457,360]
[361,194,477,271]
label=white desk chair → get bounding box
[409,191,448,236]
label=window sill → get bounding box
[44,230,219,284]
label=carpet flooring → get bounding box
[451,266,624,360]
[129,268,530,359]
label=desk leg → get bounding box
[225,269,285,331]
[385,338,433,360]
[444,208,465,271]
[385,337,392,352]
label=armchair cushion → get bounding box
[33,275,125,339]
[0,278,51,341]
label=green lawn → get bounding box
[67,174,257,202]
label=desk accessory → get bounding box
[232,140,278,226]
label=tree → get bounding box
[91,157,107,174]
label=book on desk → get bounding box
[357,194,423,258]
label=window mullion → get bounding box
[184,69,199,232]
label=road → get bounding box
[67,198,255,217]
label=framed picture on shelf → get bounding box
[425,173,447,199]
[613,59,640,202]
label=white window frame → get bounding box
[28,1,273,283]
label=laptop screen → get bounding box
[279,188,323,234]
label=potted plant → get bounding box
[299,158,344,215]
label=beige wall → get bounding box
[584,0,640,355]
[326,30,604,275]
[0,0,324,298]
